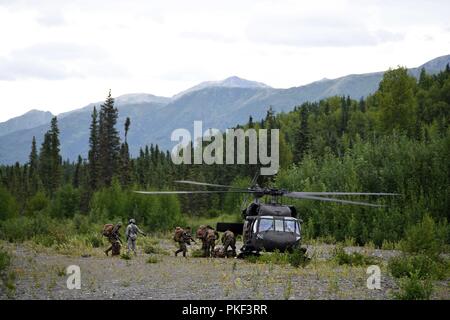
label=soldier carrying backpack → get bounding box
[103,222,122,256]
[174,227,195,257]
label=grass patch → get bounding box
[54,266,66,277]
[120,252,132,260]
[143,243,168,255]
[244,249,310,268]
[191,249,205,258]
[0,247,15,297]
[146,256,159,264]
[0,247,10,272]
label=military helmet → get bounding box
[129,219,136,224]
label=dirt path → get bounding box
[1,241,448,300]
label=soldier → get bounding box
[212,245,226,258]
[222,229,237,257]
[205,228,218,257]
[196,225,215,257]
[174,227,196,257]
[104,222,122,256]
[125,219,146,255]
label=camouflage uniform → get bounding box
[222,230,236,257]
[175,228,195,257]
[197,225,217,257]
[105,223,122,256]
[125,219,146,255]
[212,245,226,258]
[196,225,209,254]
[204,229,218,257]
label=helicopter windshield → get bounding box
[258,216,300,234]
[258,218,274,232]
[284,218,300,235]
[274,219,284,232]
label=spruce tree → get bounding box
[120,117,131,187]
[49,116,61,193]
[28,136,39,194]
[73,155,82,188]
[98,91,121,187]
[293,106,310,163]
[88,106,100,190]
[39,132,52,194]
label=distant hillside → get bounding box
[0,110,53,138]
[0,54,449,164]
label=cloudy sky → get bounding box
[0,0,449,121]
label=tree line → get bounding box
[0,66,449,244]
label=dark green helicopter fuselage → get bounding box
[217,202,302,253]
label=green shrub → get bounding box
[0,247,15,296]
[0,215,53,242]
[50,185,81,218]
[259,250,289,265]
[143,244,167,255]
[400,214,447,257]
[25,191,49,216]
[288,249,310,268]
[72,214,92,234]
[243,254,259,263]
[90,181,184,232]
[0,247,11,273]
[388,254,448,280]
[0,186,17,221]
[393,272,433,300]
[87,233,104,248]
[334,247,378,266]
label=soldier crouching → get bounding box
[222,230,237,257]
[204,228,218,257]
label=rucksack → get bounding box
[102,224,114,237]
[174,227,184,242]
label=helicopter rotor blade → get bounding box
[288,192,399,196]
[134,190,255,195]
[284,193,385,207]
[174,180,249,191]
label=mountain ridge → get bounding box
[0,54,449,164]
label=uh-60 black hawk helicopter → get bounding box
[135,176,398,257]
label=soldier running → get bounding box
[222,229,237,257]
[125,219,146,255]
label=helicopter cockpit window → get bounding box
[258,218,274,232]
[274,219,284,232]
[284,219,296,233]
[296,221,301,235]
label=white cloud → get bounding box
[0,43,125,80]
[0,0,449,121]
[246,15,405,47]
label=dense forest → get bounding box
[0,66,449,247]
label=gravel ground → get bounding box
[1,240,448,300]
